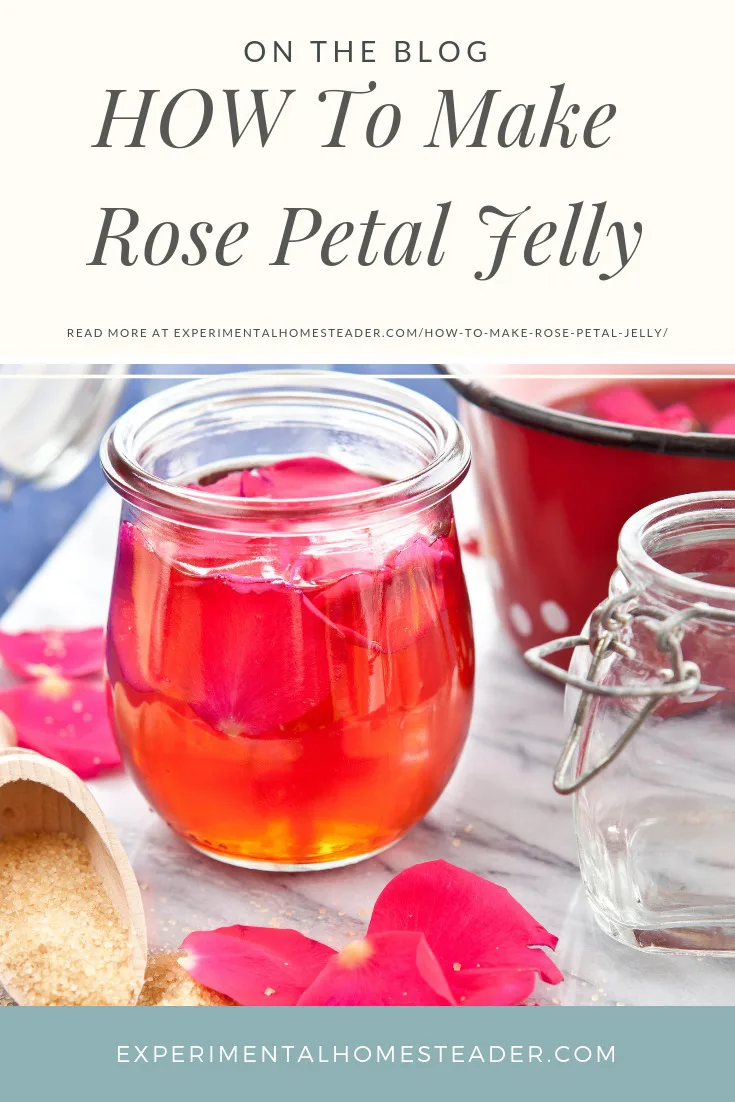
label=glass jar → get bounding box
[101,372,475,870]
[526,492,735,953]
[0,366,128,493]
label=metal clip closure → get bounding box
[524,588,735,795]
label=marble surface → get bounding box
[3,482,735,1006]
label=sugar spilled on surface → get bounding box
[0,952,233,1008]
[0,831,137,1006]
[138,951,234,1006]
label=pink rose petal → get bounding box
[179,926,336,1005]
[0,627,105,680]
[179,575,343,737]
[684,382,735,428]
[109,518,468,738]
[452,967,539,1006]
[368,860,561,1003]
[0,678,121,778]
[310,534,460,656]
[369,860,558,953]
[186,471,244,497]
[586,387,701,434]
[654,402,698,432]
[107,521,345,736]
[238,457,383,499]
[186,457,383,501]
[587,385,661,427]
[298,932,456,1006]
[178,862,562,1009]
[450,947,563,1005]
[711,414,735,435]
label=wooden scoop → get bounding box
[0,719,147,1005]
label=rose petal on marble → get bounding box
[586,385,661,428]
[0,627,105,680]
[298,932,456,1006]
[451,967,539,1006]
[449,946,563,1006]
[0,678,121,778]
[368,860,560,1003]
[179,926,336,1006]
[489,946,564,986]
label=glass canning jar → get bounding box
[101,372,475,871]
[0,366,128,493]
[527,492,735,953]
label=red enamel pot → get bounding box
[440,365,735,661]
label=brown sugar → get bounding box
[0,831,234,1008]
[0,952,234,1008]
[0,831,137,1006]
[137,951,234,1006]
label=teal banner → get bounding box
[0,1007,728,1100]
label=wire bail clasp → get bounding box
[523,588,735,795]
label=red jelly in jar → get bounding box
[102,375,474,869]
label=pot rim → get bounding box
[436,365,735,459]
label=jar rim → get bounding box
[100,370,470,529]
[619,491,735,604]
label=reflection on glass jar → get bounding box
[0,365,128,493]
[101,372,475,870]
[530,492,735,954]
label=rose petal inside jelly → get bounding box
[187,456,383,500]
[106,455,475,866]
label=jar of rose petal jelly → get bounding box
[101,373,474,870]
[526,492,735,954]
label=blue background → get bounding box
[0,366,456,614]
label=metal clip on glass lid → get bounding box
[525,589,735,795]
[523,492,735,953]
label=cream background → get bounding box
[1,0,732,363]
